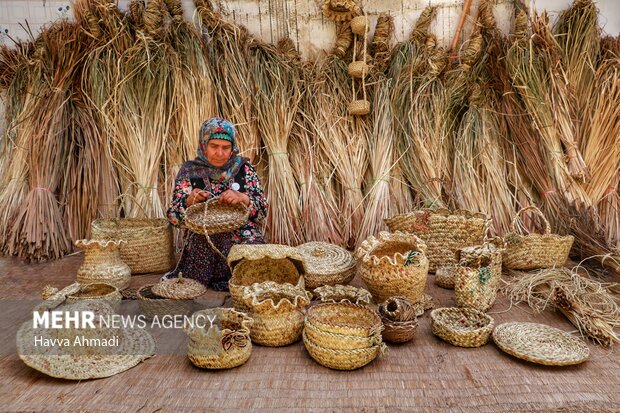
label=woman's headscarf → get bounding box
[189,118,249,184]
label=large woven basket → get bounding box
[312,284,373,306]
[136,284,195,320]
[503,206,574,270]
[228,244,307,311]
[384,208,488,272]
[296,242,356,289]
[184,197,249,236]
[357,231,429,304]
[185,308,253,369]
[241,281,311,347]
[303,330,385,370]
[430,307,494,348]
[91,218,174,274]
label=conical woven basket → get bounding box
[91,218,174,275]
[228,244,307,311]
[384,208,488,272]
[185,308,253,369]
[75,239,131,289]
[296,241,356,289]
[241,281,311,347]
[431,307,494,348]
[503,206,574,270]
[357,231,429,304]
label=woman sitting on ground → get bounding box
[163,118,268,291]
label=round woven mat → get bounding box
[184,198,249,235]
[151,275,206,300]
[492,322,590,366]
[297,242,355,275]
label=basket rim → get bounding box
[185,307,253,340]
[357,231,428,267]
[228,244,308,274]
[430,307,494,331]
[91,218,170,230]
[241,281,311,312]
[306,302,383,334]
[184,197,249,235]
[384,208,488,225]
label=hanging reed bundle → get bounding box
[371,14,393,74]
[503,267,620,345]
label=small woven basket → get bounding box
[348,99,370,116]
[306,302,382,338]
[296,241,356,289]
[312,284,373,306]
[503,206,574,270]
[348,61,370,78]
[384,208,488,272]
[377,296,417,322]
[91,218,174,275]
[357,231,429,304]
[435,266,457,289]
[350,15,370,35]
[454,246,502,312]
[185,308,253,369]
[184,197,249,236]
[65,283,122,314]
[228,244,307,311]
[75,239,131,290]
[430,307,494,348]
[304,318,382,350]
[151,273,207,300]
[380,317,418,343]
[321,0,361,22]
[137,284,195,320]
[241,281,311,347]
[303,330,385,370]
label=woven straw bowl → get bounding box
[492,322,589,366]
[137,284,195,320]
[75,239,131,290]
[185,308,253,369]
[350,15,370,35]
[65,283,122,314]
[312,284,373,306]
[304,318,382,350]
[435,266,457,289]
[431,307,494,348]
[297,242,356,289]
[91,218,174,275]
[241,281,311,347]
[503,206,573,270]
[184,197,249,236]
[348,99,370,116]
[303,330,385,370]
[306,302,382,338]
[357,231,429,304]
[228,244,307,311]
[381,317,418,343]
[384,208,488,272]
[348,61,370,78]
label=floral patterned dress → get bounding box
[166,161,268,291]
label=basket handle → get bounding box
[201,197,229,262]
[511,206,551,235]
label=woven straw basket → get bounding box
[137,284,195,320]
[348,99,370,116]
[384,208,488,272]
[435,266,457,289]
[380,318,418,343]
[357,231,429,304]
[321,0,361,22]
[312,284,373,306]
[228,244,307,311]
[503,206,574,270]
[241,281,311,347]
[454,243,503,312]
[378,296,417,322]
[185,308,253,369]
[91,218,174,274]
[348,61,370,78]
[350,15,370,35]
[296,242,356,289]
[431,307,494,348]
[65,283,123,314]
[303,331,385,370]
[75,239,131,290]
[184,197,249,236]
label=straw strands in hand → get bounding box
[503,267,620,345]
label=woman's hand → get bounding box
[187,188,210,207]
[219,189,250,206]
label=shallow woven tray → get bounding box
[492,322,590,366]
[296,242,356,289]
[430,307,494,348]
[184,197,249,236]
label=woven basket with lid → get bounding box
[297,241,356,289]
[241,281,312,347]
[136,283,196,320]
[357,231,429,304]
[151,273,207,300]
[503,206,574,270]
[384,208,488,272]
[91,218,174,275]
[228,244,307,311]
[75,239,131,290]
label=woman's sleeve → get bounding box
[166,168,193,228]
[242,163,268,223]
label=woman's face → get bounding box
[206,139,233,167]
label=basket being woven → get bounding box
[296,242,356,289]
[185,308,253,369]
[384,208,488,272]
[431,307,494,348]
[184,197,249,236]
[357,231,429,304]
[492,322,589,366]
[312,284,373,306]
[228,244,307,311]
[503,206,574,270]
[91,218,174,275]
[241,281,311,347]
